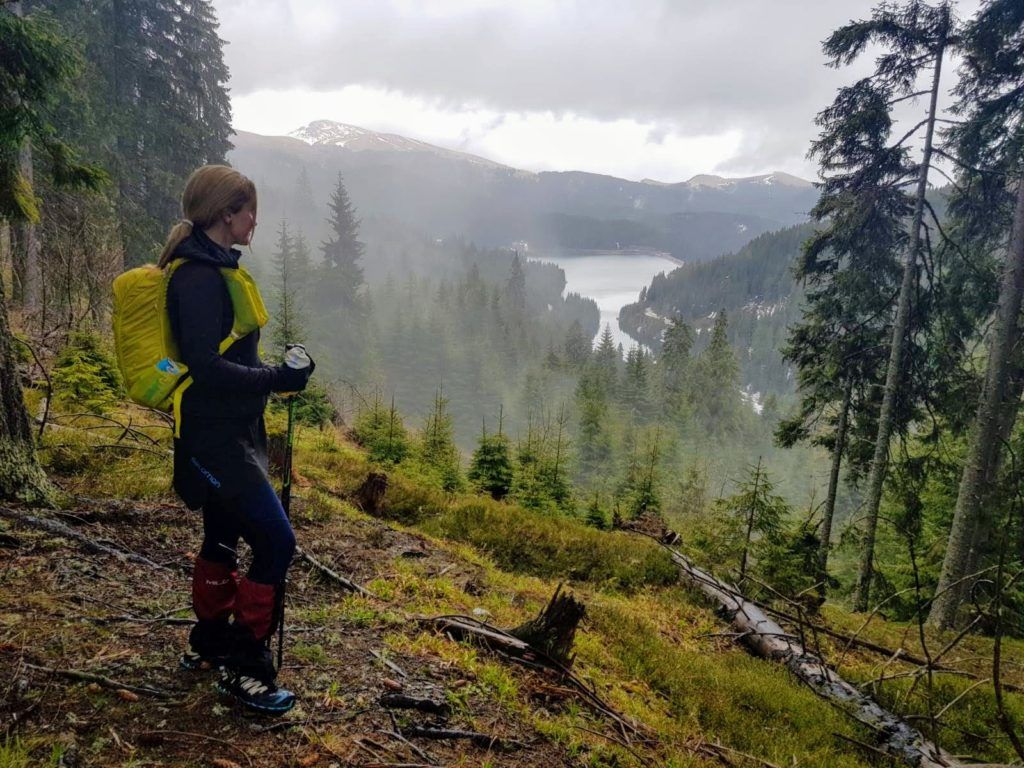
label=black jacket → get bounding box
[167,229,312,509]
[167,228,282,421]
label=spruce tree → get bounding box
[717,460,790,584]
[37,0,233,263]
[468,412,513,500]
[585,492,608,530]
[574,366,612,482]
[694,310,740,433]
[621,345,651,418]
[504,252,527,313]
[0,5,105,503]
[563,319,591,367]
[778,45,913,597]
[594,324,619,393]
[2,4,106,304]
[660,315,694,410]
[353,393,409,465]
[929,0,1024,628]
[270,220,305,352]
[319,173,365,303]
[316,173,368,374]
[419,385,462,492]
[814,0,957,610]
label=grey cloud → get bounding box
[214,0,974,175]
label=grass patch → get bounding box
[419,498,679,592]
[291,642,328,664]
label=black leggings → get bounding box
[199,475,295,585]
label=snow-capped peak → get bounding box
[287,120,514,170]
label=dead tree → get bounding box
[509,583,585,667]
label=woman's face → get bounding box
[228,202,257,247]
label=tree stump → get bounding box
[510,584,584,667]
[355,471,388,515]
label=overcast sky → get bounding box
[216,0,975,183]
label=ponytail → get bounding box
[157,220,196,268]
[156,165,257,268]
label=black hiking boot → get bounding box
[179,620,233,672]
[214,634,295,715]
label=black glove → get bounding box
[273,349,315,393]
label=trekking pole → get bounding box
[277,344,306,669]
[277,392,295,669]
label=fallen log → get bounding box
[626,522,963,768]
[0,506,173,572]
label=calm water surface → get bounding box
[533,250,681,350]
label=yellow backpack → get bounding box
[111,258,269,436]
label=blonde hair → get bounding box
[157,165,258,267]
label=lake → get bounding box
[532,249,682,350]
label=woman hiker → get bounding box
[159,164,314,714]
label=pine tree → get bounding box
[824,0,958,611]
[929,0,1024,628]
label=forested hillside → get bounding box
[620,224,812,397]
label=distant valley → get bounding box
[229,120,818,264]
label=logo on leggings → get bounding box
[190,456,221,488]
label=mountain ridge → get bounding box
[245,119,815,189]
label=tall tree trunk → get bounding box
[0,261,54,505]
[928,176,1024,629]
[818,378,852,600]
[958,355,1024,606]
[853,31,946,611]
